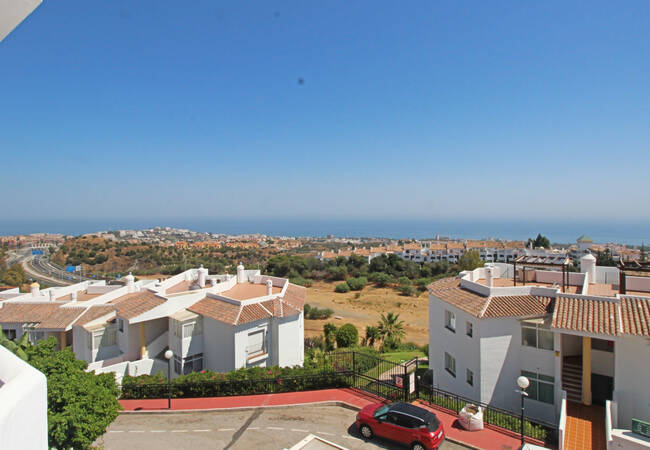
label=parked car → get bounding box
[355,402,445,450]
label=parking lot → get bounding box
[97,405,467,449]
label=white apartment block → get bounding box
[0,264,305,383]
[427,254,650,438]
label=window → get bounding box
[92,326,117,349]
[592,338,614,353]
[27,330,44,344]
[466,321,473,338]
[174,355,182,374]
[182,319,203,338]
[522,370,554,404]
[183,353,203,375]
[246,329,266,357]
[4,329,16,340]
[118,318,124,333]
[444,352,456,377]
[466,369,474,386]
[521,323,553,350]
[174,320,182,338]
[445,310,456,332]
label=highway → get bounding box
[7,248,92,287]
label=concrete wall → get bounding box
[592,349,615,377]
[614,336,650,428]
[203,317,235,372]
[0,346,48,450]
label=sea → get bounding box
[1,218,650,246]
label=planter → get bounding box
[459,403,484,431]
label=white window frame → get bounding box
[445,310,456,332]
[246,329,267,358]
[444,352,456,377]
[521,322,553,351]
[521,370,554,404]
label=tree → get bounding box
[346,276,367,291]
[335,282,350,293]
[335,323,358,348]
[370,272,393,287]
[377,312,405,344]
[3,263,27,287]
[528,234,551,249]
[323,323,338,351]
[457,250,483,271]
[596,249,616,267]
[397,285,416,296]
[363,325,380,348]
[25,338,121,449]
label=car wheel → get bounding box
[411,442,426,450]
[359,424,373,440]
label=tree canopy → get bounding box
[25,338,121,449]
[457,250,484,271]
[528,233,551,249]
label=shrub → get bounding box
[335,282,350,293]
[304,304,334,320]
[354,292,361,299]
[370,272,394,287]
[328,265,348,281]
[397,285,416,296]
[290,277,313,287]
[335,323,359,348]
[397,276,411,285]
[346,276,367,291]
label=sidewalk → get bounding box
[119,388,545,449]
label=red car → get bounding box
[355,402,445,450]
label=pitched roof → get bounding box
[620,297,650,337]
[483,295,555,319]
[551,296,618,336]
[110,290,165,319]
[577,235,593,243]
[0,303,86,330]
[188,283,305,326]
[72,305,117,326]
[428,278,489,317]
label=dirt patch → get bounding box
[305,281,429,345]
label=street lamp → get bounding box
[516,376,530,448]
[164,350,174,410]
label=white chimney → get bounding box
[125,272,135,292]
[580,253,597,283]
[49,290,56,302]
[30,282,40,296]
[485,267,494,287]
[266,279,273,296]
[198,264,208,288]
[71,291,78,301]
[237,262,245,283]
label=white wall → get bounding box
[592,349,615,377]
[428,295,481,401]
[0,346,48,450]
[73,326,90,362]
[614,336,650,428]
[275,313,304,367]
[202,317,235,372]
[235,319,270,368]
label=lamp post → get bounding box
[164,350,174,410]
[516,376,530,449]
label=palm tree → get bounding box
[363,326,380,348]
[377,312,405,344]
[0,326,30,361]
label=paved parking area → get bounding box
[97,405,466,449]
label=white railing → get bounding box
[559,390,567,450]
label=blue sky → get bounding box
[1,0,649,222]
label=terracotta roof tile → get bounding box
[188,297,240,325]
[73,305,117,326]
[238,303,272,324]
[483,295,555,318]
[0,303,86,330]
[282,284,306,312]
[551,297,618,335]
[110,290,165,320]
[620,297,650,337]
[428,277,489,317]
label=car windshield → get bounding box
[373,405,390,417]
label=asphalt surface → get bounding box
[97,405,467,450]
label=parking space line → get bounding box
[129,430,145,433]
[150,430,166,433]
[108,430,123,433]
[247,427,260,430]
[266,426,284,430]
[317,431,334,436]
[193,429,210,432]
[171,430,188,433]
[219,428,235,431]
[291,428,309,432]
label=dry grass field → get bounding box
[304,281,430,345]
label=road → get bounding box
[98,405,466,450]
[6,248,92,286]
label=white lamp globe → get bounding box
[517,376,530,390]
[164,350,173,360]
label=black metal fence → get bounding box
[418,383,557,443]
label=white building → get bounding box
[0,264,305,383]
[427,255,650,434]
[0,346,48,449]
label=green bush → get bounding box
[290,277,313,287]
[346,276,368,291]
[335,282,350,293]
[369,272,394,287]
[397,285,416,296]
[335,323,359,348]
[304,304,334,320]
